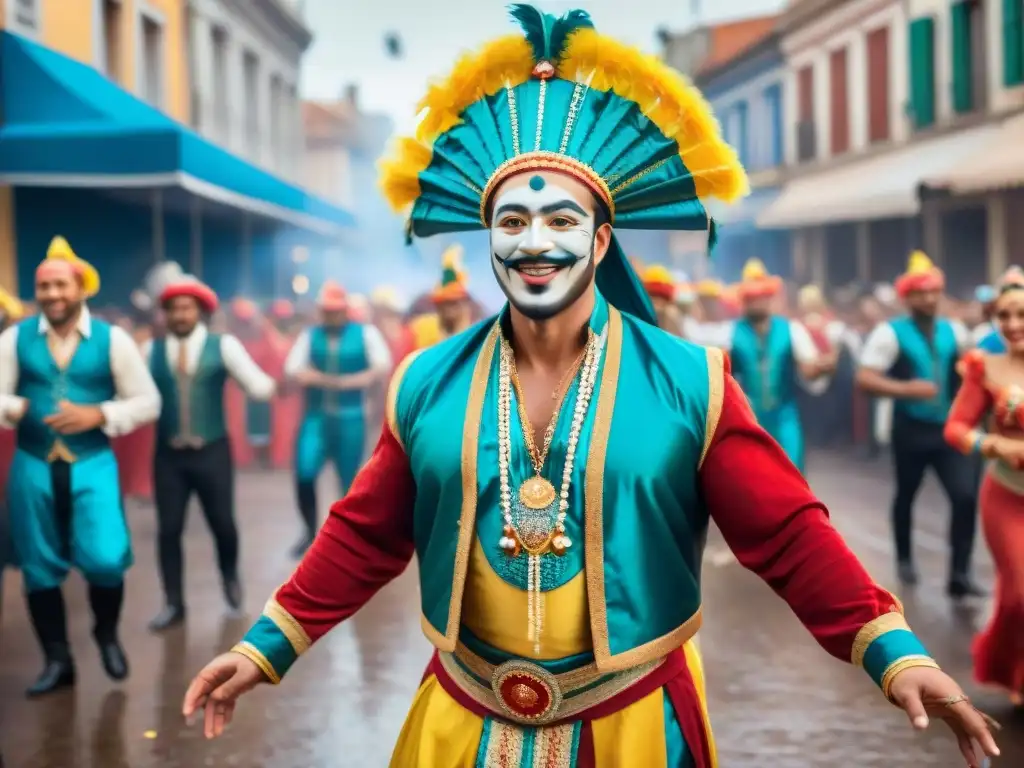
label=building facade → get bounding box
[759,0,1024,293]
[696,28,789,282]
[0,0,350,302]
[186,0,307,182]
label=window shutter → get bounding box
[1005,0,1024,86]
[951,1,973,113]
[909,17,936,129]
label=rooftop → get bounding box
[698,14,779,74]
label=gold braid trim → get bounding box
[231,642,281,685]
[851,611,910,667]
[881,655,941,702]
[263,598,312,656]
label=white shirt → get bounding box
[0,306,161,434]
[142,323,276,401]
[683,319,732,348]
[284,324,393,381]
[859,318,970,371]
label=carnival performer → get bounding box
[719,259,835,471]
[0,237,160,697]
[857,251,981,597]
[183,8,999,766]
[433,244,476,338]
[146,276,276,632]
[944,265,1024,706]
[690,278,729,347]
[283,280,392,556]
[642,264,683,336]
[971,285,997,346]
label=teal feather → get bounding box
[707,218,718,255]
[507,4,593,62]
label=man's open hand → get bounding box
[182,652,267,739]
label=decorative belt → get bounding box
[437,642,663,726]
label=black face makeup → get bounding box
[489,176,597,321]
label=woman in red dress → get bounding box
[268,300,302,470]
[945,265,1024,705]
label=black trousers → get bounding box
[891,415,979,578]
[154,438,237,607]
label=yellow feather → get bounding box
[377,137,433,213]
[906,250,934,275]
[559,29,747,204]
[742,258,768,282]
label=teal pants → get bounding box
[757,402,805,474]
[6,448,133,593]
[294,411,366,491]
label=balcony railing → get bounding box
[796,120,817,163]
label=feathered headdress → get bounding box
[894,250,944,298]
[432,244,470,303]
[738,258,782,300]
[379,4,748,325]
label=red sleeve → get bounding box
[944,350,991,452]
[700,368,901,663]
[274,424,416,643]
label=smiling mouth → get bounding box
[512,262,566,286]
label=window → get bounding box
[908,17,936,129]
[211,26,230,140]
[242,51,260,156]
[763,84,783,167]
[829,47,850,155]
[140,12,164,107]
[796,64,816,162]
[866,26,890,143]
[12,0,40,33]
[735,101,749,168]
[269,74,283,155]
[1005,0,1024,86]
[102,0,124,83]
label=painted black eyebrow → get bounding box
[493,203,530,218]
[539,200,588,216]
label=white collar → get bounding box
[37,304,92,338]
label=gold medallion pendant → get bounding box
[519,476,557,510]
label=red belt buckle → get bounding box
[491,660,562,724]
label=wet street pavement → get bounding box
[1,451,1022,767]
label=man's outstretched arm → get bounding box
[233,424,416,683]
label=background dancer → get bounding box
[146,276,276,632]
[431,245,476,339]
[857,251,982,597]
[721,258,836,471]
[945,265,1024,705]
[284,280,391,556]
[0,237,160,696]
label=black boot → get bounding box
[291,480,318,558]
[148,604,186,632]
[897,560,919,586]
[25,588,76,697]
[947,573,987,600]
[223,576,243,618]
[89,583,129,681]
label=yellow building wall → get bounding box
[0,0,192,294]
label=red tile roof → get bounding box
[698,15,779,74]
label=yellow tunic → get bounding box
[390,538,717,767]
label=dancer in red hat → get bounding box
[145,277,276,631]
[283,281,392,556]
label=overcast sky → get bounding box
[299,0,784,131]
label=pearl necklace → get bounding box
[497,328,606,652]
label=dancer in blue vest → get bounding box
[857,251,982,597]
[0,237,160,697]
[146,276,276,632]
[284,281,392,556]
[720,259,835,472]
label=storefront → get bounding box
[0,31,353,301]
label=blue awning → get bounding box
[0,32,354,235]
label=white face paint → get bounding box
[489,175,598,321]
